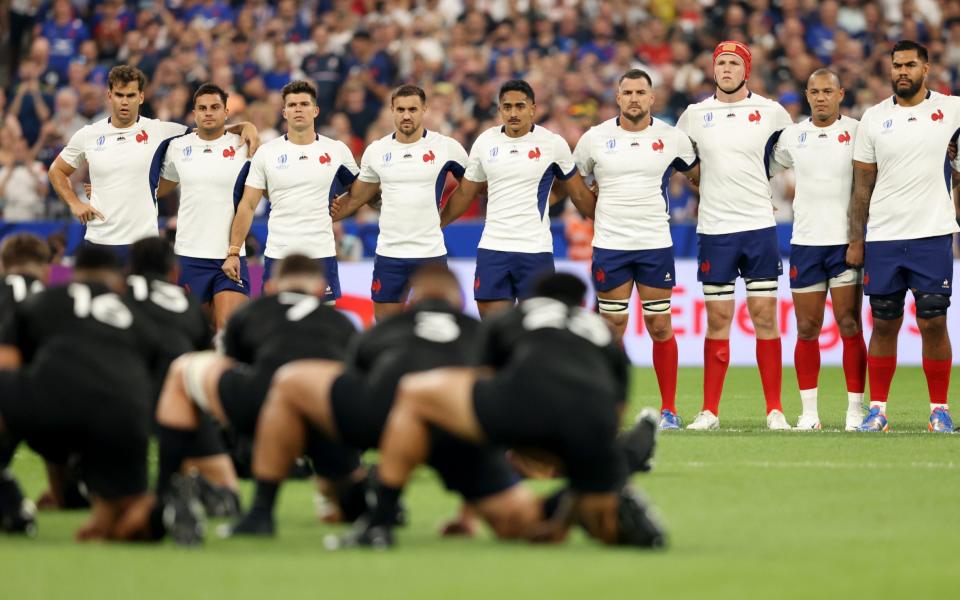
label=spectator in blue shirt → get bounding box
[38,0,91,79]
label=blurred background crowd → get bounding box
[1,0,958,257]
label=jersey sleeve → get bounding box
[676,108,691,136]
[672,130,698,171]
[339,141,360,179]
[244,149,268,190]
[463,138,487,183]
[572,129,596,177]
[552,133,576,180]
[358,142,381,183]
[162,121,190,139]
[447,137,469,177]
[160,143,179,182]
[852,117,875,164]
[772,104,794,130]
[769,130,793,174]
[59,126,87,168]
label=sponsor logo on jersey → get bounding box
[116,135,127,143]
[664,273,672,281]
[748,110,761,124]
[402,152,413,159]
[838,131,851,144]
[651,138,665,153]
[319,152,331,165]
[943,279,951,288]
[423,149,436,163]
[528,146,542,160]
[223,146,236,159]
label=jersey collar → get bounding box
[106,115,142,126]
[500,124,536,135]
[892,89,932,105]
[615,116,654,129]
[391,128,428,141]
[711,91,753,101]
[283,133,320,141]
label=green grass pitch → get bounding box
[1,367,958,599]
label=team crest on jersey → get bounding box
[651,139,665,153]
[932,109,944,122]
[276,154,289,169]
[703,112,715,128]
[136,130,149,144]
[319,152,331,164]
[748,110,761,124]
[838,131,851,144]
[423,149,436,163]
[223,146,236,159]
[528,147,542,160]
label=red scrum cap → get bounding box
[713,40,752,79]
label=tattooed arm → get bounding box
[846,160,877,267]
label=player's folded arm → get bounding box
[440,177,485,226]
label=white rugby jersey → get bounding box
[59,116,188,244]
[677,93,793,235]
[245,134,359,259]
[574,117,697,250]
[853,91,960,242]
[771,116,858,246]
[161,132,249,259]
[464,125,576,253]
[359,129,468,258]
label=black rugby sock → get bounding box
[249,479,280,518]
[370,481,401,527]
[336,478,369,522]
[156,425,195,495]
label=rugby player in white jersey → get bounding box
[332,85,468,322]
[48,65,258,262]
[223,80,359,302]
[573,69,698,430]
[769,69,867,431]
[848,40,960,433]
[440,79,597,319]
[156,83,250,330]
[676,41,794,430]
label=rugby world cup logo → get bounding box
[95,135,106,151]
[606,139,616,150]
[277,153,289,169]
[798,132,807,144]
[703,112,714,127]
[183,146,192,158]
[384,152,392,163]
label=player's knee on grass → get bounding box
[915,292,950,321]
[870,290,906,321]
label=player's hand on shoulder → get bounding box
[330,192,347,219]
[949,141,958,162]
[239,124,261,157]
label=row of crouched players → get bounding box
[0,237,662,548]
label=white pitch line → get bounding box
[671,460,958,470]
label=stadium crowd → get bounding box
[2,0,960,226]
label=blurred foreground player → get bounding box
[0,247,179,540]
[849,40,959,432]
[0,233,49,368]
[349,273,664,548]
[154,254,357,542]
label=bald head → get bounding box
[805,68,844,124]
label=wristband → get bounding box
[228,245,242,253]
[227,252,240,258]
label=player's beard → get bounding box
[892,76,923,99]
[621,109,648,125]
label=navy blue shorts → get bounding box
[591,247,676,292]
[864,235,953,297]
[178,256,250,303]
[263,255,340,301]
[371,254,447,303]
[697,227,783,283]
[788,244,850,289]
[474,249,554,301]
[82,240,132,265]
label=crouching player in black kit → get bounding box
[153,254,358,543]
[355,273,665,548]
[0,247,183,540]
[225,264,524,538]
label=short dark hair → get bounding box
[391,84,426,105]
[74,245,122,272]
[130,237,176,278]
[107,65,147,92]
[274,254,324,280]
[891,39,929,62]
[281,80,318,104]
[499,79,535,103]
[807,68,841,88]
[619,69,653,87]
[193,83,228,107]
[0,233,50,271]
[532,273,587,307]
